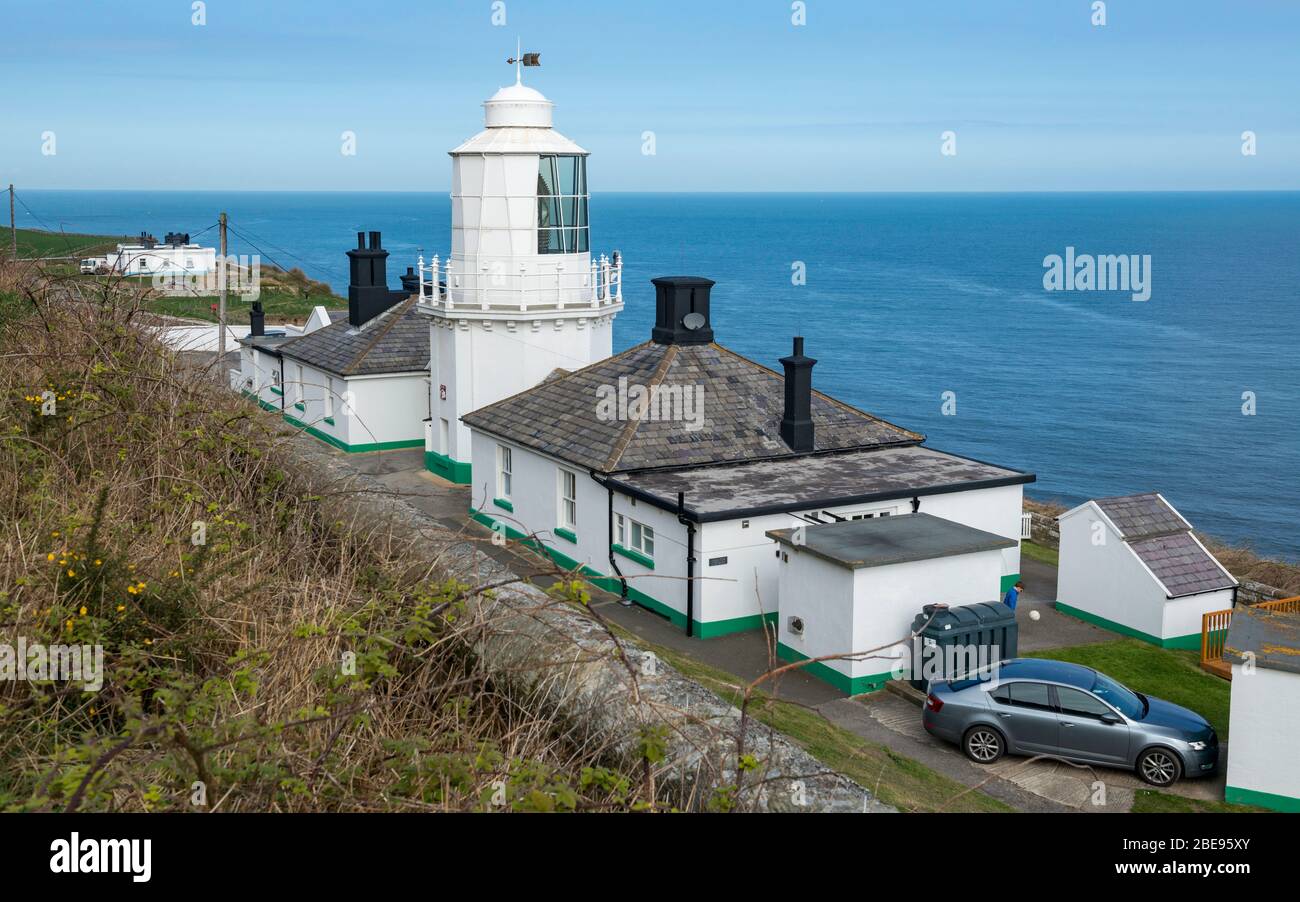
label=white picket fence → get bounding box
[1020,512,1033,541]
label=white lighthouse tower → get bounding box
[418,64,624,483]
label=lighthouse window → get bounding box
[537,154,588,254]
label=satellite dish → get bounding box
[682,312,707,331]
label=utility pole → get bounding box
[218,211,228,357]
[9,185,15,260]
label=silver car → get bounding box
[921,658,1219,786]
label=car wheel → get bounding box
[962,726,1005,764]
[1136,747,1182,787]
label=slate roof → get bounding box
[610,445,1034,520]
[277,298,428,377]
[461,341,923,473]
[1071,493,1236,597]
[766,513,1016,570]
[1224,605,1300,676]
[1129,532,1236,597]
[1094,493,1190,539]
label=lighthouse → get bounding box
[418,65,624,483]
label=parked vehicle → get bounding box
[922,658,1218,786]
[79,257,108,275]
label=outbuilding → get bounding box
[1056,493,1237,649]
[1223,605,1300,811]
[766,513,1015,694]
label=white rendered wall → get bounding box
[850,550,1005,679]
[241,347,283,410]
[774,549,856,682]
[1227,665,1300,805]
[916,484,1023,581]
[432,313,615,466]
[1057,508,1167,638]
[342,373,428,447]
[1162,588,1234,640]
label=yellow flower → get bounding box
[65,619,73,632]
[127,586,137,595]
[46,553,55,562]
[51,531,60,538]
[116,605,125,612]
[143,638,153,646]
[94,559,102,566]
[67,569,76,577]
[79,606,87,616]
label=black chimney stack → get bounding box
[779,336,816,452]
[651,276,715,345]
[345,230,408,327]
[249,300,265,337]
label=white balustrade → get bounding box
[414,252,623,315]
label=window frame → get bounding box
[536,154,590,255]
[496,444,513,501]
[557,469,577,531]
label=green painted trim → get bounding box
[612,543,655,570]
[1000,572,1021,593]
[1053,601,1200,649]
[323,416,335,425]
[424,449,472,484]
[241,390,280,413]
[472,507,780,639]
[269,386,283,396]
[695,610,778,639]
[776,643,895,695]
[555,526,578,544]
[492,497,514,512]
[282,412,421,454]
[293,402,305,412]
[1225,785,1300,813]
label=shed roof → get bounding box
[766,512,1016,570]
[1093,493,1190,539]
[1224,605,1300,676]
[1129,533,1237,598]
[277,297,428,377]
[609,445,1033,521]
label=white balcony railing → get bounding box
[415,252,623,315]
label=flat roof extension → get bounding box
[766,512,1016,570]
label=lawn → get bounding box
[143,290,344,325]
[1025,638,1230,738]
[1131,790,1266,814]
[638,639,1013,813]
[7,226,128,259]
[1020,540,1059,567]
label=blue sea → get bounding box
[18,189,1300,560]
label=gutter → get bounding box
[588,472,631,606]
[676,491,696,638]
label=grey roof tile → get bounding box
[462,341,924,472]
[1129,532,1236,597]
[1095,493,1190,539]
[277,298,428,377]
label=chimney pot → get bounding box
[369,230,381,250]
[779,336,816,453]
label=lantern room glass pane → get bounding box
[537,154,588,255]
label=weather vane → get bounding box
[506,38,540,84]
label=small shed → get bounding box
[767,513,1015,695]
[1223,606,1300,811]
[1056,493,1237,649]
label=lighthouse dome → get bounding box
[484,82,553,128]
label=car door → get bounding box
[988,681,1059,753]
[1052,686,1131,764]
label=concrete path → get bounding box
[1015,555,1117,653]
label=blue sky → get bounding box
[3,0,1298,191]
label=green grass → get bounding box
[142,291,344,324]
[1026,638,1230,738]
[1020,540,1059,567]
[636,638,1013,813]
[1131,790,1266,814]
[7,227,128,259]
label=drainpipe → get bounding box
[677,491,696,638]
[589,472,630,605]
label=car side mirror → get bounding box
[1100,713,1121,725]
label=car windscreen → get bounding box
[1089,671,1145,718]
